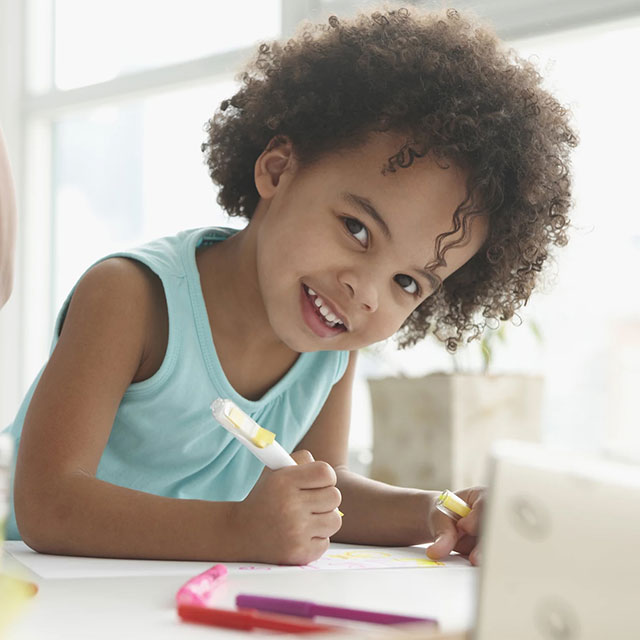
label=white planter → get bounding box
[368,373,543,489]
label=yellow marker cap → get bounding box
[227,406,276,448]
[252,426,276,448]
[436,490,471,520]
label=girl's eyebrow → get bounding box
[342,191,439,291]
[342,192,392,240]
[417,268,441,291]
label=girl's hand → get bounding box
[230,450,343,565]
[426,487,484,566]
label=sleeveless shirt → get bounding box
[3,227,349,539]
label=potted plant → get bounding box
[367,319,543,489]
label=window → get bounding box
[2,1,640,467]
[357,16,640,466]
[52,0,280,91]
[514,18,640,460]
[2,0,287,421]
[50,81,239,311]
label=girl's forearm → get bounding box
[331,467,437,546]
[15,472,244,561]
[16,467,438,557]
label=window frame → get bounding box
[1,0,639,425]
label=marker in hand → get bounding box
[210,398,343,516]
[435,490,471,521]
[211,398,296,469]
[429,489,481,565]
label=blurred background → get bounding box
[1,0,639,478]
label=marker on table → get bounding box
[211,398,343,516]
[435,490,471,521]
[175,564,227,607]
[236,594,438,628]
[178,604,338,633]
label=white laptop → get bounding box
[475,440,640,640]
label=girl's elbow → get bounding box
[13,478,68,554]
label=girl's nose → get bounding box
[339,271,378,313]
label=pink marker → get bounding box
[176,564,227,607]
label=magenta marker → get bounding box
[236,594,438,627]
[176,564,227,607]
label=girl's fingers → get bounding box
[452,534,476,556]
[469,545,481,566]
[309,486,342,514]
[428,487,485,562]
[312,510,343,538]
[456,500,483,537]
[290,449,315,465]
[426,526,458,560]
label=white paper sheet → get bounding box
[4,541,469,580]
[3,541,213,579]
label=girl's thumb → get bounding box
[290,449,315,465]
[426,528,457,560]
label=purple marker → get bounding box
[235,594,438,627]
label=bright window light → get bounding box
[54,0,281,89]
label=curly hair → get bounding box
[202,6,578,351]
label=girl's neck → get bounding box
[196,226,300,398]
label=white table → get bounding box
[2,542,477,639]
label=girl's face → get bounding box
[252,133,487,353]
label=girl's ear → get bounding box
[254,136,296,199]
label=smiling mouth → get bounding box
[303,284,348,332]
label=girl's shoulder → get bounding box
[60,257,168,384]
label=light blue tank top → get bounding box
[3,227,349,540]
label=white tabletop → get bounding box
[2,542,478,639]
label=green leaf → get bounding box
[529,320,543,343]
[481,340,492,373]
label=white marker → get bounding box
[210,398,343,516]
[211,398,297,469]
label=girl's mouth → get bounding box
[300,284,347,338]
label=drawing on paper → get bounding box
[302,547,444,570]
[225,546,450,572]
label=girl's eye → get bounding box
[344,217,369,247]
[394,274,419,295]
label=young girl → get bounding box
[3,8,576,565]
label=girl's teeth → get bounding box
[306,286,344,329]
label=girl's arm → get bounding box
[14,259,339,563]
[296,351,434,546]
[296,351,482,562]
[14,258,239,559]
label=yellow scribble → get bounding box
[413,558,444,567]
[327,550,392,560]
[325,550,444,567]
